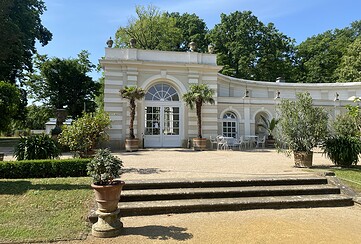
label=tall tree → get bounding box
[26,51,100,118]
[295,20,361,83]
[166,12,209,52]
[0,0,52,83]
[336,37,361,82]
[208,11,295,81]
[0,81,21,132]
[115,5,181,50]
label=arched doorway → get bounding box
[222,111,238,138]
[143,83,182,147]
[255,111,270,136]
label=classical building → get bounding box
[100,47,361,149]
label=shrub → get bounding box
[276,92,329,155]
[58,112,111,157]
[322,135,361,167]
[87,148,123,185]
[0,158,90,178]
[13,134,60,160]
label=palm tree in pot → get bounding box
[276,92,328,167]
[120,86,145,151]
[87,148,124,238]
[183,84,215,150]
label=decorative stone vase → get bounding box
[91,181,125,238]
[294,151,313,168]
[125,138,139,152]
[193,138,207,151]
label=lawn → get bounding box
[330,166,361,193]
[0,177,94,243]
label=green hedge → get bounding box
[0,158,91,179]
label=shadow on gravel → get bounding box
[122,168,168,175]
[121,225,193,241]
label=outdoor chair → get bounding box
[237,136,249,150]
[210,136,218,150]
[217,137,229,150]
[256,135,266,148]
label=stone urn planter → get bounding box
[87,149,125,238]
[294,151,313,168]
[193,138,207,151]
[125,138,139,152]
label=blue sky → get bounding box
[36,0,361,80]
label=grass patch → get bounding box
[0,177,93,243]
[329,166,361,193]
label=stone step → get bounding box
[122,176,329,190]
[118,194,353,217]
[120,184,341,202]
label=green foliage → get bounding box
[26,51,100,118]
[258,115,279,138]
[0,0,52,83]
[0,158,90,178]
[120,86,145,139]
[0,81,21,132]
[166,12,209,52]
[276,92,329,154]
[24,104,52,130]
[183,84,215,138]
[115,5,182,50]
[208,11,295,81]
[87,148,123,185]
[58,112,111,157]
[332,113,360,137]
[296,20,361,83]
[13,134,60,160]
[336,37,361,82]
[322,136,361,167]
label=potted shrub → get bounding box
[119,86,145,151]
[276,92,328,167]
[322,108,361,167]
[183,84,215,150]
[58,112,110,158]
[257,115,279,147]
[87,148,125,238]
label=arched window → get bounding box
[145,83,179,101]
[222,111,238,138]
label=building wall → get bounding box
[101,48,361,149]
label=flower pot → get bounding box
[193,138,207,151]
[91,181,125,213]
[125,138,139,152]
[294,151,313,168]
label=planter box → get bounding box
[294,151,313,168]
[193,138,207,151]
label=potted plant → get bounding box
[257,115,279,147]
[120,86,145,151]
[322,108,361,167]
[183,84,215,150]
[87,148,125,238]
[276,92,328,167]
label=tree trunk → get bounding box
[129,99,136,139]
[196,102,202,138]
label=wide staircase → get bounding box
[115,175,353,217]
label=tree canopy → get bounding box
[0,0,52,83]
[115,5,182,50]
[26,51,100,118]
[0,81,21,132]
[208,11,295,81]
[295,20,361,83]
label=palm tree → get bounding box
[258,114,279,139]
[120,86,145,139]
[183,84,215,138]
